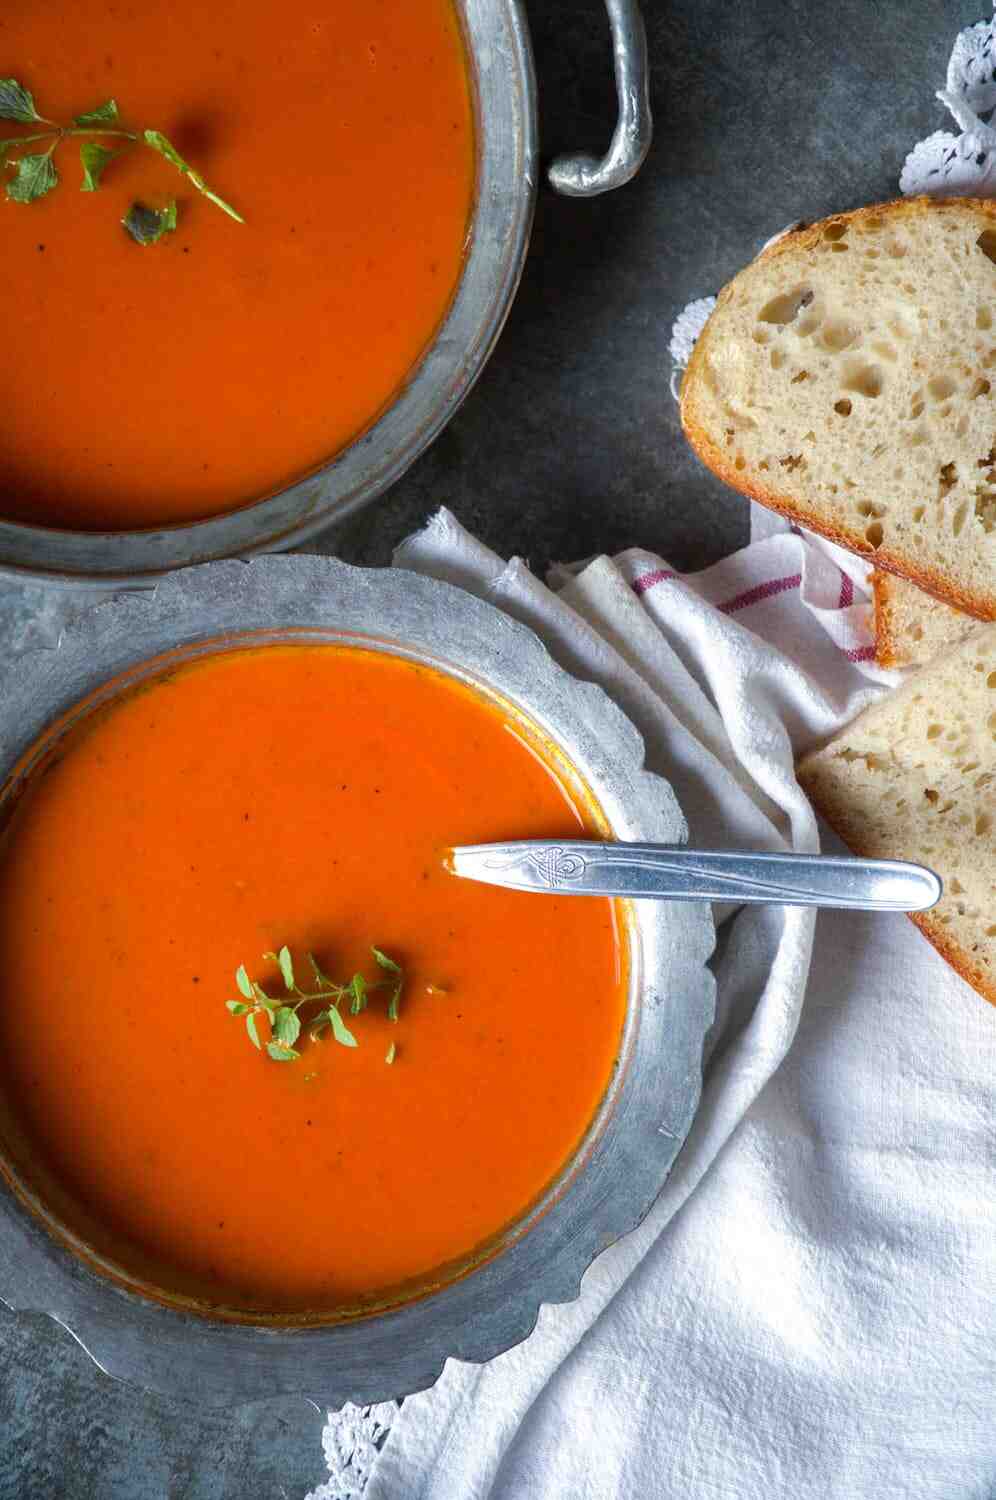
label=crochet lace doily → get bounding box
[669,4,996,382]
[304,1401,399,1500]
[302,9,996,1497]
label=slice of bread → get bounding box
[681,197,996,617]
[798,623,996,1004]
[873,570,978,667]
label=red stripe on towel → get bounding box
[632,570,803,612]
[631,562,877,665]
[717,573,802,615]
[838,571,854,609]
[632,568,677,596]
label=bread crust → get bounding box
[871,571,901,669]
[681,196,996,620]
[873,570,986,668]
[799,768,996,1008]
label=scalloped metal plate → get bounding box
[0,557,715,1407]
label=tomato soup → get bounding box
[0,0,475,529]
[0,646,626,1314]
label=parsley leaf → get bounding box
[6,148,58,203]
[143,129,244,223]
[0,79,46,124]
[80,141,117,192]
[235,964,254,1000]
[122,199,177,244]
[74,99,119,127]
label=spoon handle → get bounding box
[449,842,941,912]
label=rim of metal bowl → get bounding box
[0,0,537,588]
[0,556,716,1408]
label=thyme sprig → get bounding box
[226,945,407,1064]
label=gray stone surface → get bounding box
[0,2,981,1494]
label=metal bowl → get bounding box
[0,556,713,1406]
[0,0,651,587]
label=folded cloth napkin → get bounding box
[309,508,996,1500]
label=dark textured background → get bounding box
[0,3,982,1495]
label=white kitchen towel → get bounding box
[308,509,996,1500]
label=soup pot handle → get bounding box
[548,0,652,197]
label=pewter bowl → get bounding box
[0,0,651,586]
[0,557,713,1406]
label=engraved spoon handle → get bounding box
[449,842,942,912]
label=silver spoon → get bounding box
[449,842,941,912]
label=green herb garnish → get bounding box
[142,130,241,222]
[80,141,118,193]
[74,100,122,128]
[226,944,407,1064]
[122,199,177,245]
[372,945,404,1023]
[6,146,58,203]
[0,79,48,124]
[0,78,244,236]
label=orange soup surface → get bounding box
[0,0,474,529]
[0,647,626,1313]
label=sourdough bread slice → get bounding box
[798,624,996,1004]
[682,197,996,616]
[873,570,978,667]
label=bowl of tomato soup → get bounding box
[0,556,712,1405]
[0,0,650,584]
